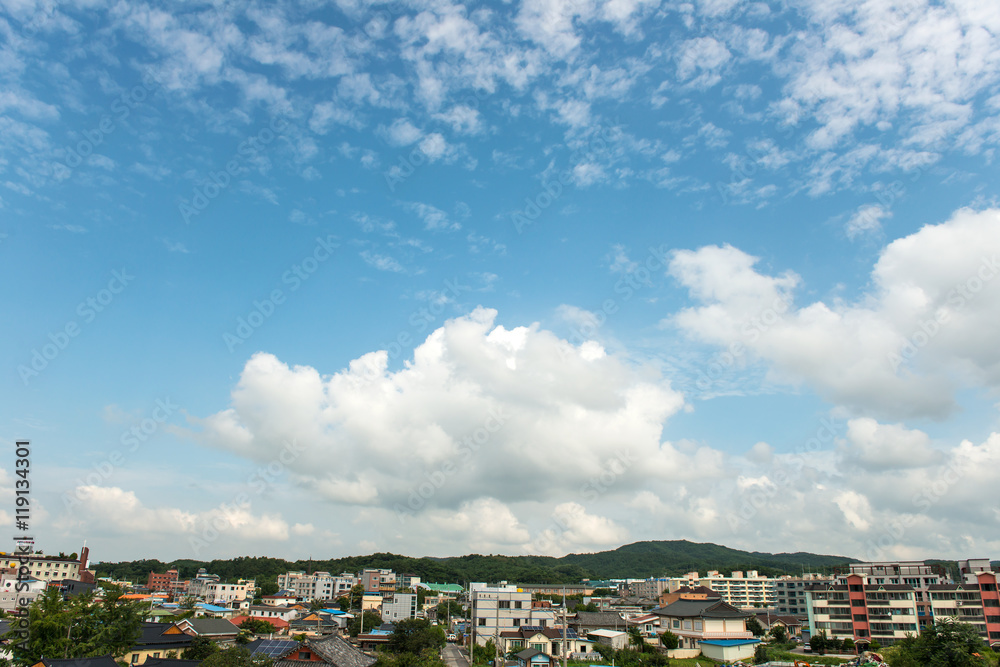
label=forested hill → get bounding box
[94,540,853,587]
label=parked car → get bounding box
[447,633,458,642]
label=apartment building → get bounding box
[805,575,919,647]
[774,574,834,617]
[147,569,180,593]
[0,570,46,612]
[835,561,946,629]
[664,571,775,609]
[933,559,1000,645]
[629,578,672,599]
[1,546,94,584]
[187,569,254,604]
[469,583,557,646]
[276,571,357,601]
[382,592,418,623]
[361,569,397,598]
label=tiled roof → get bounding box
[650,599,749,619]
[141,659,204,667]
[571,612,627,627]
[35,657,120,667]
[182,619,240,636]
[283,634,377,667]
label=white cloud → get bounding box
[183,308,688,518]
[846,203,891,240]
[360,250,405,272]
[668,207,1000,419]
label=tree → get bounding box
[769,624,787,644]
[436,600,464,621]
[747,616,765,638]
[374,649,446,667]
[336,596,350,611]
[809,631,828,656]
[1,586,143,665]
[309,599,325,611]
[628,627,645,650]
[826,636,842,653]
[386,618,445,655]
[659,631,679,650]
[753,643,769,664]
[592,643,616,662]
[842,638,856,654]
[348,610,384,637]
[869,639,882,653]
[884,620,993,667]
[238,618,277,635]
[183,637,220,660]
[201,646,273,667]
[349,584,366,609]
[258,581,279,597]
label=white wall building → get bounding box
[277,571,357,601]
[382,592,418,623]
[469,582,556,646]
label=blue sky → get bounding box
[2,0,1000,565]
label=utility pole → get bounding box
[561,587,567,667]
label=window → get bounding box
[131,657,139,664]
[852,599,866,607]
[298,653,311,660]
[514,601,523,609]
[694,621,702,631]
[683,620,692,630]
[153,654,160,659]
[672,620,680,629]
[479,618,486,626]
[499,600,510,609]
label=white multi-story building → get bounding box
[629,578,672,599]
[0,571,47,612]
[469,582,556,646]
[188,569,254,604]
[277,571,357,601]
[664,571,776,609]
[382,592,418,623]
[775,574,834,617]
[1,547,92,584]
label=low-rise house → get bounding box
[232,615,291,635]
[753,613,802,638]
[247,606,300,622]
[172,618,241,645]
[289,611,348,635]
[123,623,195,665]
[658,586,720,608]
[498,626,588,658]
[273,633,376,667]
[141,659,203,667]
[585,629,627,650]
[31,657,119,667]
[246,638,302,660]
[515,649,557,667]
[569,611,628,636]
[650,599,756,660]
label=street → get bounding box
[442,643,471,667]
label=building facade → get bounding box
[382,593,418,623]
[805,576,919,647]
[276,571,357,601]
[147,569,180,593]
[774,574,834,617]
[469,583,557,646]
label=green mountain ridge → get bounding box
[95,540,855,588]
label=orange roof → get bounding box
[233,615,290,629]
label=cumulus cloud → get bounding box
[182,307,688,517]
[668,207,1000,419]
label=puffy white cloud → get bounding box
[184,308,688,517]
[669,207,1000,419]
